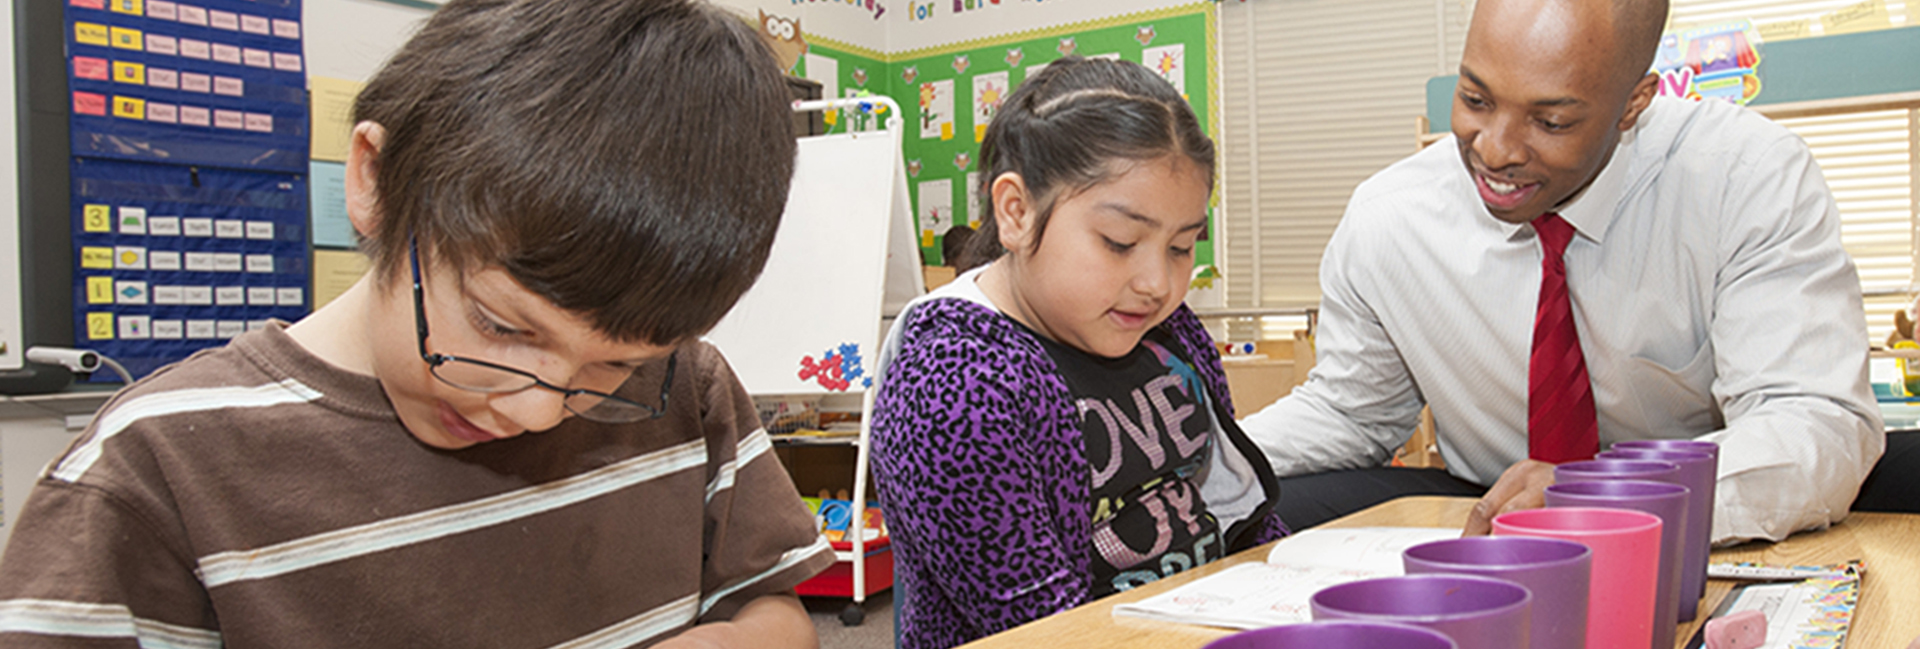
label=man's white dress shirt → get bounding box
[1241,96,1885,543]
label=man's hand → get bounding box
[1462,459,1557,536]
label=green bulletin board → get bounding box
[800,3,1217,267]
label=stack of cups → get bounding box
[1490,507,1664,649]
[1401,536,1591,649]
[1551,459,1689,649]
[1543,479,1689,649]
[1602,439,1721,622]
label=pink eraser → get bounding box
[1705,610,1767,649]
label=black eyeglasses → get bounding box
[410,237,674,423]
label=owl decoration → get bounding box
[1136,26,1157,46]
[1005,48,1024,67]
[1057,37,1077,57]
[757,10,806,73]
[952,54,971,75]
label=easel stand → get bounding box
[708,95,911,626]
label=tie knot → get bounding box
[1534,212,1575,257]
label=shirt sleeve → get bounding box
[693,345,835,623]
[1705,135,1884,544]
[870,332,1085,636]
[0,478,222,648]
[1238,197,1430,478]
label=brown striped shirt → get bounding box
[0,323,833,648]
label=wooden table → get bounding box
[960,497,1920,648]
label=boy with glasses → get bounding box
[0,1,833,647]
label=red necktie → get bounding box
[1529,213,1598,463]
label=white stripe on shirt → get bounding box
[197,439,708,588]
[0,599,221,649]
[705,427,774,502]
[698,535,835,615]
[51,379,324,483]
[546,594,698,649]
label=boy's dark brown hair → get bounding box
[353,0,795,346]
[967,56,1215,263]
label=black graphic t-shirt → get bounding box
[1032,327,1225,598]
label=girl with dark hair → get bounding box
[869,56,1289,649]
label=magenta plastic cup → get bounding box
[1545,480,1688,649]
[1310,574,1530,649]
[1492,507,1661,649]
[1603,441,1719,622]
[1402,536,1589,649]
[1202,621,1459,649]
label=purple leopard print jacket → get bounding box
[872,297,1289,649]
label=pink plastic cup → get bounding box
[1604,440,1720,622]
[1403,536,1590,649]
[1310,574,1530,649]
[1202,621,1458,649]
[1545,480,1689,649]
[1492,507,1662,649]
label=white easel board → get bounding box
[704,129,920,396]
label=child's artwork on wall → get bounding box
[965,171,981,229]
[971,71,1009,142]
[917,178,953,237]
[1143,43,1185,95]
[918,79,954,140]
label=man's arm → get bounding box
[655,593,814,649]
[1240,210,1428,478]
[1702,135,1883,543]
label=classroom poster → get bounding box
[918,79,954,140]
[1653,21,1763,105]
[1142,43,1185,95]
[970,71,1008,142]
[917,178,953,237]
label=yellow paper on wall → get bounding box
[80,247,115,269]
[113,96,146,120]
[313,249,372,309]
[113,61,146,85]
[87,313,116,340]
[83,204,112,232]
[75,22,110,47]
[86,277,116,304]
[110,26,143,50]
[309,76,365,163]
[1821,0,1891,35]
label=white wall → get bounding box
[304,0,435,82]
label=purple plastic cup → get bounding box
[1310,574,1530,649]
[1545,480,1688,649]
[1403,536,1589,649]
[1554,458,1681,486]
[1202,621,1459,649]
[1600,445,1717,621]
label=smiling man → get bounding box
[1239,0,1886,544]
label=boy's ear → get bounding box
[990,172,1035,253]
[345,121,388,237]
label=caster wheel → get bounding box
[839,603,866,626]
